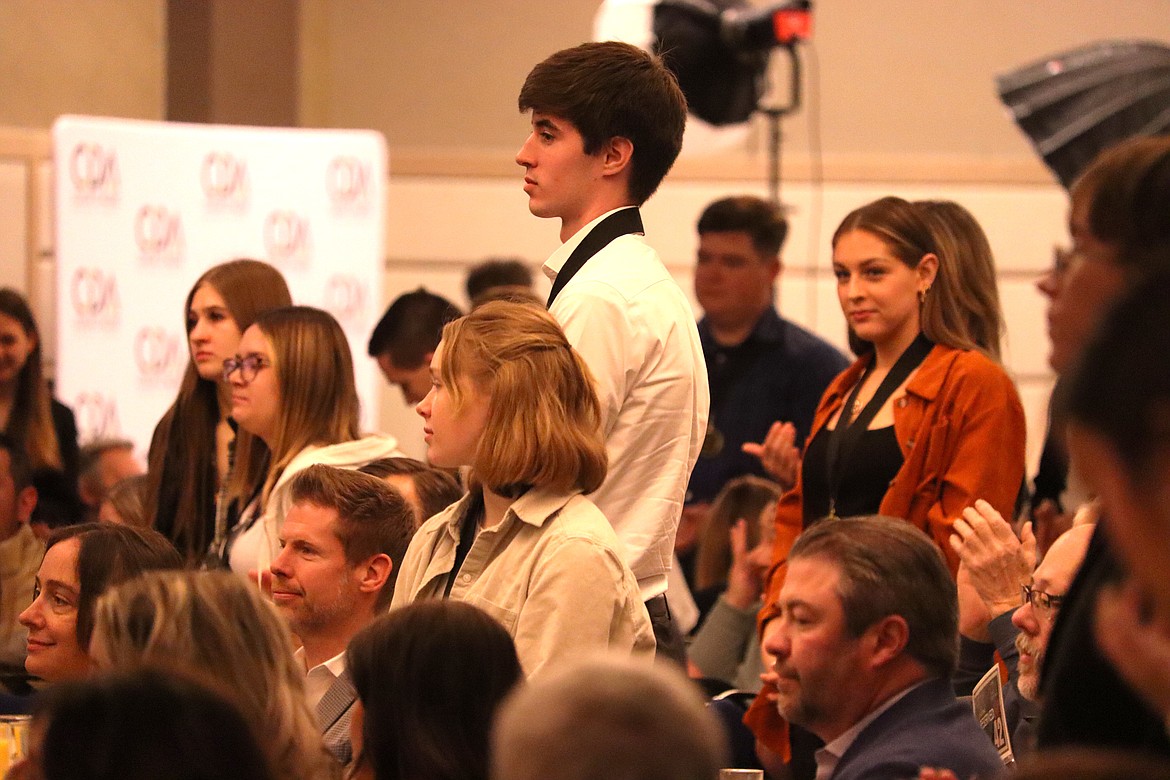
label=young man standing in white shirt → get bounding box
[516,41,709,661]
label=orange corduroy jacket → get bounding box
[745,344,1027,759]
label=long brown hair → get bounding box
[915,200,1005,361]
[144,260,290,560]
[228,306,361,507]
[0,288,62,471]
[693,476,782,592]
[832,197,998,358]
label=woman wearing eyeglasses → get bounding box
[144,260,291,563]
[218,306,401,576]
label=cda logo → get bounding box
[323,274,368,325]
[201,151,249,208]
[326,156,371,209]
[73,391,121,441]
[69,268,120,326]
[133,326,184,382]
[134,205,185,263]
[68,142,120,201]
[263,210,311,267]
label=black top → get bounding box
[1037,524,1170,754]
[29,400,82,528]
[687,308,848,505]
[50,399,80,485]
[801,425,902,525]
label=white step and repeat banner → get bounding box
[53,116,387,456]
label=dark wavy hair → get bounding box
[518,41,686,205]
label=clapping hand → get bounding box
[950,499,1035,621]
[742,422,799,491]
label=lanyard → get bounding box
[823,333,933,519]
[546,207,644,307]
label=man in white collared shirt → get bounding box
[762,517,1002,780]
[515,41,709,662]
[269,465,415,767]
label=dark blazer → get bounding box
[317,668,357,767]
[831,678,1004,780]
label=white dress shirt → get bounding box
[295,646,348,710]
[544,208,710,600]
[814,680,927,780]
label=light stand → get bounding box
[759,43,803,205]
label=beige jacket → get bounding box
[0,524,42,668]
[391,487,655,678]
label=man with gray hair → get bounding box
[762,516,1002,780]
[492,655,726,780]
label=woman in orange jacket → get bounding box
[746,197,1026,769]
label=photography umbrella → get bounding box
[997,39,1170,188]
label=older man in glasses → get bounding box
[950,501,1094,752]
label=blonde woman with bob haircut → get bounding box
[391,300,654,677]
[218,306,401,576]
[90,570,338,780]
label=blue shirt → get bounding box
[688,307,848,504]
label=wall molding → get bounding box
[386,146,1057,186]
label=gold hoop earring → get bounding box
[918,286,930,305]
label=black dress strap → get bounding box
[546,207,644,307]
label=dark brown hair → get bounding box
[348,601,522,780]
[39,666,275,780]
[359,456,464,524]
[44,522,183,648]
[697,195,789,256]
[518,41,686,205]
[367,288,462,368]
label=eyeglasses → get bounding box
[1022,583,1064,615]
[222,354,271,383]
